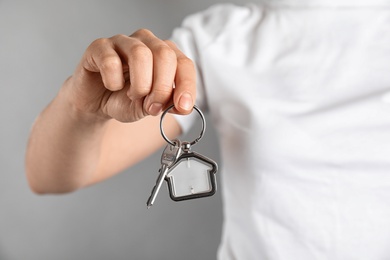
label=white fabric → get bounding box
[256,0,390,7]
[171,3,390,260]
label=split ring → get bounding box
[160,105,206,146]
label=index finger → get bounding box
[165,40,197,115]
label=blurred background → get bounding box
[0,0,249,259]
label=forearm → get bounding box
[25,31,196,194]
[25,78,109,194]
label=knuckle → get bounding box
[163,39,176,46]
[89,37,111,49]
[154,45,176,61]
[131,28,154,38]
[130,84,151,98]
[110,33,128,41]
[177,56,194,68]
[100,55,121,70]
[153,86,173,98]
[130,43,152,59]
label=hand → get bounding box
[66,29,196,122]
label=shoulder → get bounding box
[174,3,265,48]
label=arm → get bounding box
[25,29,196,194]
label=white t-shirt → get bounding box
[171,2,390,259]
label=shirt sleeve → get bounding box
[169,12,207,134]
[170,3,243,134]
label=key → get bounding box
[145,104,218,206]
[146,140,182,208]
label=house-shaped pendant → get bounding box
[165,151,218,201]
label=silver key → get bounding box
[146,140,182,208]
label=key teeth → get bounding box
[146,142,182,208]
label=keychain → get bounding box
[146,105,218,208]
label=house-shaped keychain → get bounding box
[165,151,218,201]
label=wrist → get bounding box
[58,76,111,126]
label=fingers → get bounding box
[130,30,178,115]
[81,29,196,117]
[82,38,125,91]
[165,40,196,115]
[111,34,153,100]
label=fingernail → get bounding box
[148,103,163,115]
[179,92,193,111]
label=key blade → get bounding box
[146,140,182,208]
[146,165,168,208]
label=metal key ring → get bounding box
[160,104,206,146]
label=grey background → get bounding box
[0,0,249,259]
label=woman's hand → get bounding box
[67,29,196,122]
